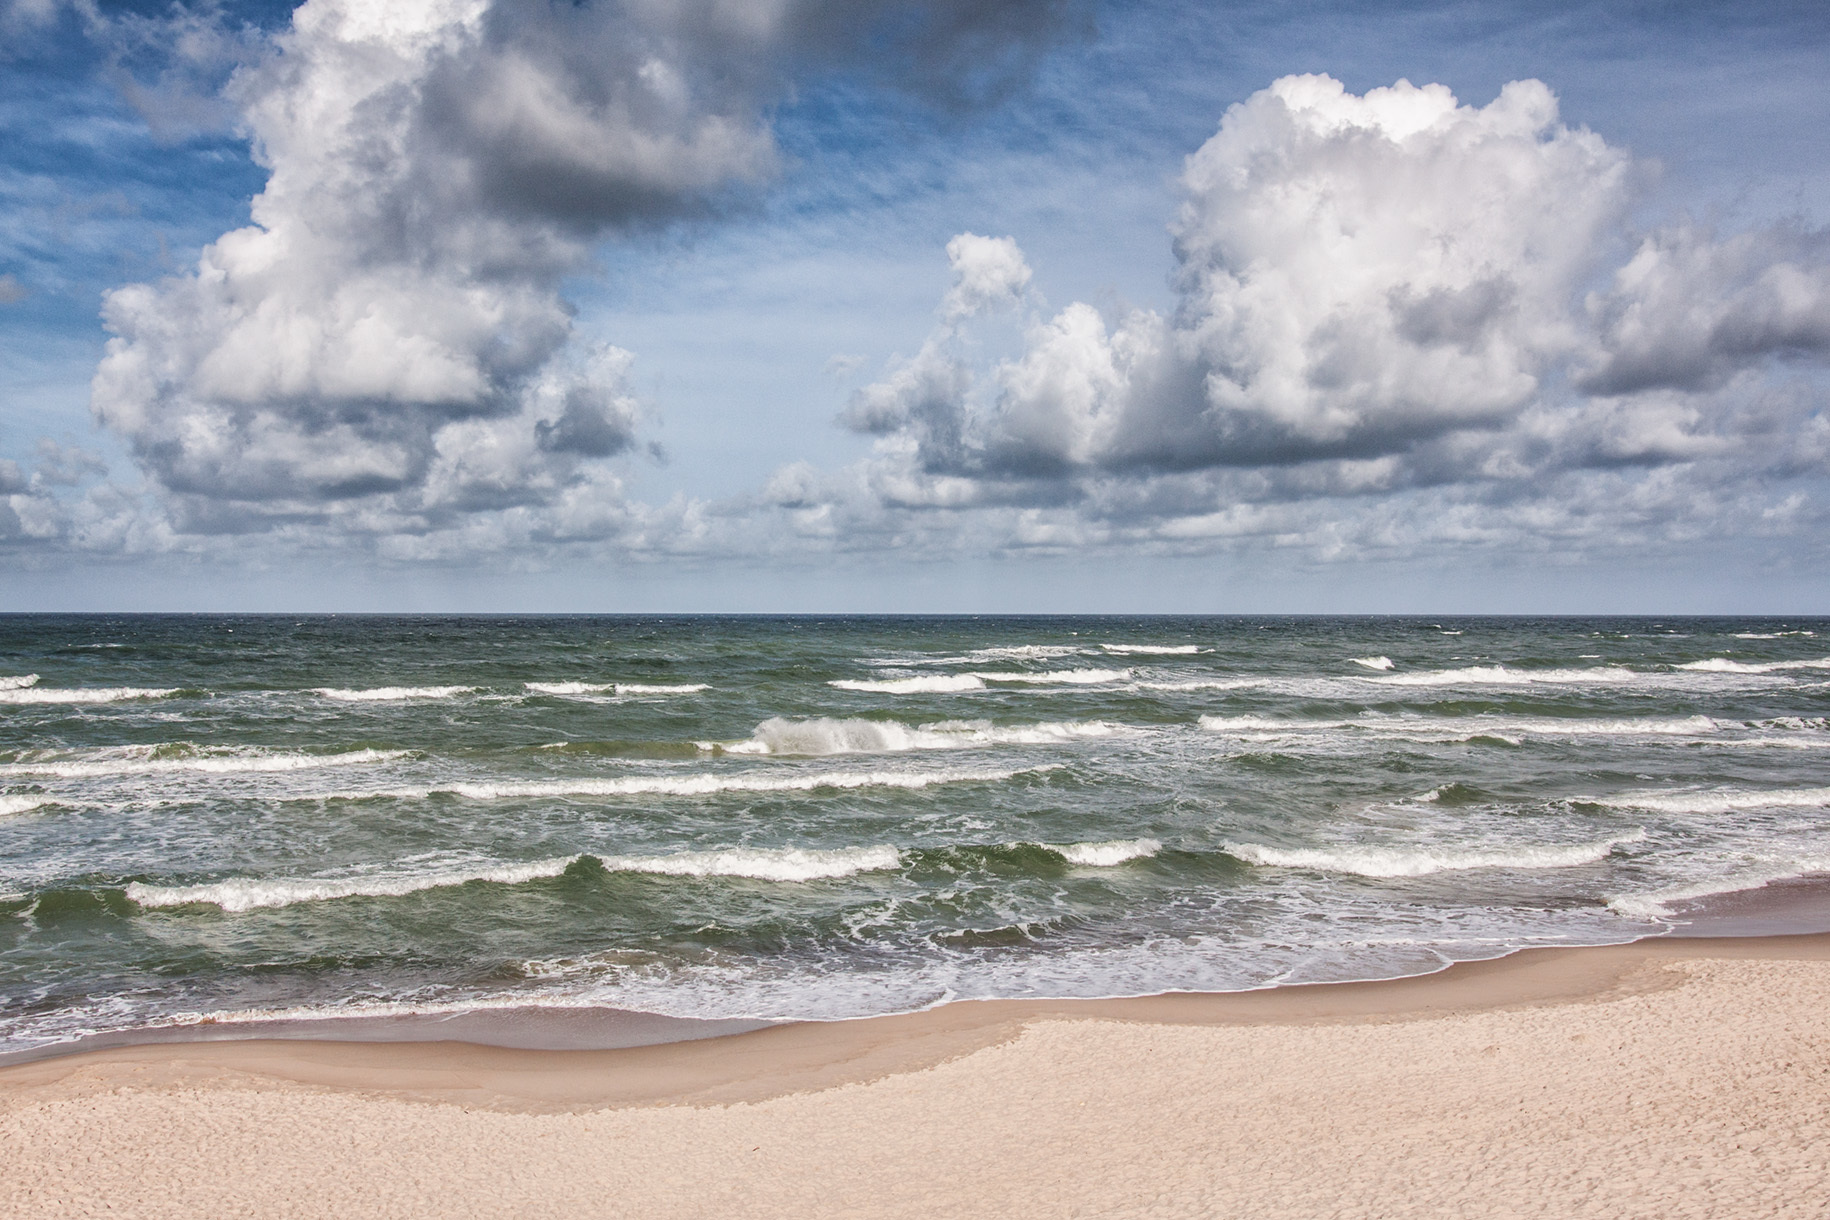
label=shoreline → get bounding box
[7,929,1830,1112]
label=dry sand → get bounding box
[3,933,1828,1218]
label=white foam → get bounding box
[975,668,1130,685]
[965,645,1082,661]
[1196,713,1721,741]
[1134,679,1260,692]
[0,674,40,690]
[0,794,49,817]
[1224,830,1645,878]
[1731,632,1814,639]
[320,765,1044,801]
[0,685,179,705]
[526,681,709,696]
[1364,665,1638,687]
[126,845,901,911]
[720,716,1124,757]
[830,674,988,694]
[1675,657,1830,674]
[1606,859,1830,920]
[1053,838,1161,866]
[1351,656,1395,670]
[1100,644,1204,655]
[0,747,410,779]
[312,685,475,702]
[126,858,577,912]
[1593,786,1830,815]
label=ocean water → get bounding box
[1,613,1828,1054]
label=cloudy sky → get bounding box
[2,0,1827,611]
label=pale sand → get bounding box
[4,934,1829,1218]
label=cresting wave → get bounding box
[1606,860,1830,920]
[311,685,476,702]
[1223,830,1646,878]
[1050,837,1161,866]
[1197,712,1728,741]
[712,716,1125,756]
[1364,665,1638,687]
[124,845,904,912]
[0,747,411,779]
[525,681,709,696]
[1589,785,1830,815]
[0,794,49,817]
[0,684,179,704]
[311,764,1047,801]
[1675,657,1830,674]
[1100,644,1204,655]
[831,668,1129,693]
[1351,656,1395,670]
[0,675,39,690]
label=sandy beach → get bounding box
[2,932,1826,1218]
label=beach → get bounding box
[4,931,1827,1218]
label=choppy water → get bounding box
[1,614,1828,1053]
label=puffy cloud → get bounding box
[834,74,1830,563]
[88,0,1075,550]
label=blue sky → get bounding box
[2,0,1828,611]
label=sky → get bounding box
[1,0,1828,613]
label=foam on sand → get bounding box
[1224,830,1645,878]
[125,845,903,911]
[715,716,1125,756]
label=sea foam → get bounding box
[126,845,902,911]
[315,765,1044,802]
[1675,657,1830,674]
[1364,665,1638,687]
[0,794,49,817]
[0,747,410,779]
[717,716,1123,756]
[526,681,709,696]
[312,685,475,702]
[1592,785,1830,815]
[830,674,987,694]
[1224,830,1645,877]
[1100,644,1204,655]
[1052,837,1161,866]
[1351,656,1396,670]
[0,685,179,705]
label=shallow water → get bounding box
[1,613,1827,1053]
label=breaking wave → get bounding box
[1223,830,1645,878]
[1351,656,1395,670]
[714,716,1125,756]
[976,668,1130,685]
[0,685,180,705]
[1589,785,1830,815]
[1051,837,1161,866]
[314,765,1045,802]
[525,681,709,696]
[1100,644,1204,655]
[1675,657,1830,674]
[831,674,987,694]
[0,794,50,817]
[125,845,902,912]
[1364,665,1638,687]
[312,686,475,702]
[0,747,410,779]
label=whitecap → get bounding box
[1364,665,1637,687]
[1100,644,1204,655]
[974,668,1129,685]
[830,674,988,694]
[1675,657,1830,674]
[312,685,475,702]
[0,675,40,690]
[525,681,709,696]
[1052,838,1161,866]
[0,794,49,817]
[0,685,179,705]
[126,845,901,912]
[314,765,1046,802]
[1590,786,1830,815]
[717,716,1124,756]
[1351,656,1395,670]
[0,747,410,779]
[1224,830,1645,878]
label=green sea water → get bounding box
[1,614,1827,1053]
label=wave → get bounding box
[976,668,1130,685]
[1351,656,1395,670]
[1223,830,1645,878]
[964,645,1082,661]
[0,674,39,690]
[525,681,709,696]
[1100,644,1204,655]
[1197,713,1722,740]
[1134,678,1260,692]
[0,685,179,705]
[315,764,1045,802]
[312,685,475,702]
[1731,631,1814,639]
[1591,786,1830,815]
[1051,837,1161,866]
[1674,657,1830,674]
[831,674,986,694]
[1607,860,1830,920]
[1363,665,1637,687]
[0,747,410,780]
[0,794,50,817]
[714,716,1124,756]
[125,845,902,911]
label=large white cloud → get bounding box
[83,0,1075,548]
[829,74,1830,562]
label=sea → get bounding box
[2,613,1828,1057]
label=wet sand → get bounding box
[4,931,1830,1217]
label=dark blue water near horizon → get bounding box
[1,612,1826,1054]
